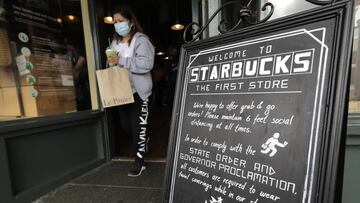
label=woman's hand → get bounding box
[107,54,119,66]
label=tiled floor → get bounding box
[34,161,166,203]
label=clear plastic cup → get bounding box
[105,48,118,67]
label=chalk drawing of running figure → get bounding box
[261,132,288,157]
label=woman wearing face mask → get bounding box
[108,5,155,177]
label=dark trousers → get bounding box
[118,93,150,165]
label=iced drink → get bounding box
[105,48,118,67]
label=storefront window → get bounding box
[197,0,317,39]
[0,0,94,120]
[349,0,360,113]
[195,0,260,38]
[263,0,317,20]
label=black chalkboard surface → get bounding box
[163,1,353,203]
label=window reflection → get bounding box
[0,0,92,120]
[349,3,360,113]
[264,0,317,20]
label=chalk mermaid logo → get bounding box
[205,196,223,203]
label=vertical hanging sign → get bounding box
[164,1,353,203]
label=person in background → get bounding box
[65,38,91,111]
[107,5,155,177]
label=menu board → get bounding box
[164,3,353,203]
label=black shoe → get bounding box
[128,164,146,177]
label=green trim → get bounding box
[0,138,13,203]
[13,159,105,203]
[0,110,108,203]
[0,111,103,135]
[347,113,360,137]
[346,136,360,145]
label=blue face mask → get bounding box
[114,22,131,37]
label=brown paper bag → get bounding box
[96,67,134,108]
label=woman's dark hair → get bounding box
[112,5,144,45]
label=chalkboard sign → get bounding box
[164,1,353,203]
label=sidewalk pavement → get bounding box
[33,161,165,203]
